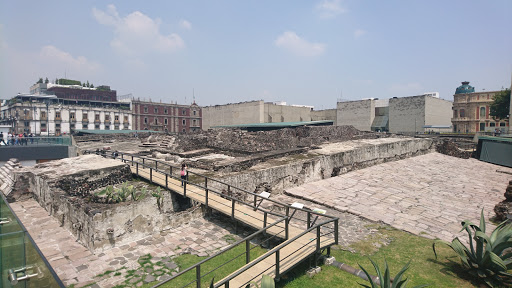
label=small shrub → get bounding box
[358,258,429,288]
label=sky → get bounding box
[1,0,511,109]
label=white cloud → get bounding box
[275,31,326,57]
[354,29,367,38]
[389,82,423,96]
[179,19,192,30]
[40,45,100,72]
[316,0,346,19]
[92,5,184,56]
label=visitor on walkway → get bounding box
[29,133,34,144]
[23,132,28,145]
[7,133,12,145]
[0,132,6,146]
[181,163,187,186]
[14,134,19,145]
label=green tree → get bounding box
[90,83,94,88]
[55,78,59,84]
[490,89,511,120]
[37,78,43,84]
[44,77,49,84]
[86,80,90,87]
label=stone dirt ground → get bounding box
[286,152,512,244]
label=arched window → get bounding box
[480,107,486,119]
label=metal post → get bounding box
[170,166,172,178]
[231,199,235,220]
[316,226,321,266]
[142,158,145,165]
[121,154,123,162]
[307,212,311,229]
[275,250,280,279]
[334,219,339,244]
[131,155,134,166]
[165,174,168,188]
[285,218,289,240]
[253,194,257,209]
[327,246,331,257]
[196,265,201,288]
[205,189,209,211]
[155,160,158,170]
[263,212,267,229]
[184,182,187,197]
[150,168,152,183]
[136,162,139,174]
[246,239,250,264]
[225,282,229,288]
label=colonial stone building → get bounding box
[131,100,202,132]
[0,94,132,135]
[451,81,509,133]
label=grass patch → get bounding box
[142,242,267,288]
[278,227,481,288]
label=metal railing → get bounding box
[1,136,73,147]
[0,191,65,287]
[86,150,339,288]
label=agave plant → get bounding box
[244,275,275,288]
[433,209,512,287]
[358,258,428,288]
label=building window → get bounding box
[490,122,496,127]
[55,111,61,119]
[105,115,110,121]
[70,124,75,129]
[500,122,506,127]
[82,124,88,130]
[144,117,148,124]
[115,125,119,130]
[124,116,128,122]
[182,110,186,115]
[144,107,148,113]
[24,121,29,127]
[183,128,186,132]
[453,110,457,118]
[154,118,158,124]
[193,110,196,116]
[182,119,186,125]
[70,112,75,120]
[154,108,158,113]
[193,119,196,126]
[459,109,465,118]
[479,123,485,131]
[41,123,46,132]
[480,107,486,119]
[83,113,88,120]
[41,111,47,118]
[56,123,61,128]
[95,114,100,121]
[164,109,168,114]
[105,126,110,130]
[164,118,168,125]
[95,124,100,130]
[115,115,119,121]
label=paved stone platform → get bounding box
[10,200,242,288]
[286,153,512,242]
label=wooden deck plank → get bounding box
[127,163,335,288]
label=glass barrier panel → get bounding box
[24,233,63,288]
[0,197,23,235]
[1,231,26,288]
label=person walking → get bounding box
[7,133,12,145]
[180,163,187,186]
[14,133,19,145]
[0,132,6,146]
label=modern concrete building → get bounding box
[131,100,202,132]
[0,94,132,135]
[336,95,452,133]
[30,81,117,102]
[201,100,335,130]
[451,81,509,133]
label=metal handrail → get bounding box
[0,192,65,287]
[86,150,338,220]
[151,216,287,288]
[216,217,339,288]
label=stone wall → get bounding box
[337,100,375,131]
[311,109,337,122]
[206,137,435,196]
[8,155,203,252]
[202,101,264,130]
[263,103,312,123]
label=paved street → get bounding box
[286,152,512,242]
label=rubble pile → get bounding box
[169,126,385,154]
[494,180,512,221]
[435,140,473,159]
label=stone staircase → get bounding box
[0,158,21,196]
[159,136,174,149]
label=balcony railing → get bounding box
[451,117,472,122]
[55,117,62,122]
[70,118,76,123]
[0,192,65,287]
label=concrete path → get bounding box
[10,199,243,288]
[286,153,512,242]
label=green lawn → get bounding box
[277,226,481,288]
[137,226,490,288]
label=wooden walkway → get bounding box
[129,163,335,287]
